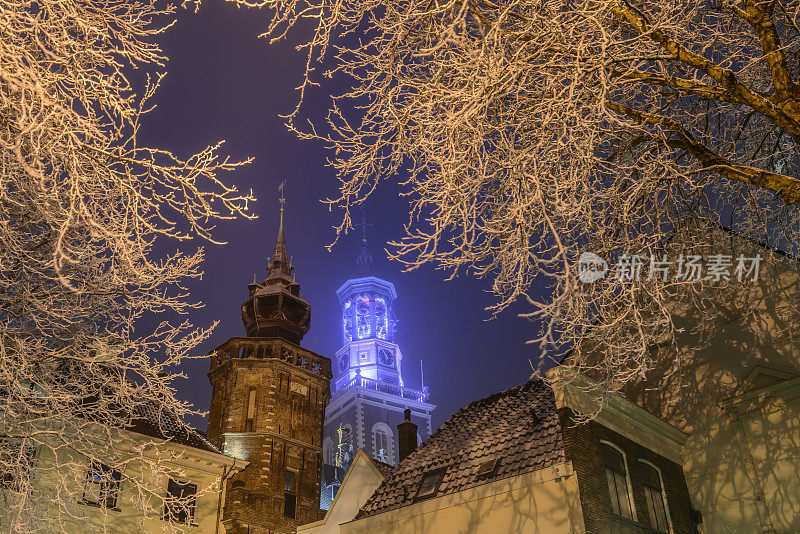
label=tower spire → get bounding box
[269,180,291,278]
[242,178,310,341]
[355,206,373,275]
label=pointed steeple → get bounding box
[241,180,311,343]
[268,180,293,279]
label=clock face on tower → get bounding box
[339,354,349,373]
[377,347,395,367]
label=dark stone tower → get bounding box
[207,197,332,534]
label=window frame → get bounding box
[638,459,673,533]
[162,478,198,525]
[371,422,394,464]
[80,460,122,510]
[414,467,446,502]
[283,468,298,519]
[599,440,637,522]
[244,387,257,432]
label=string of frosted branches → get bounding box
[1,0,253,530]
[226,0,800,395]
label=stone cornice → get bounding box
[547,369,688,464]
[326,386,436,415]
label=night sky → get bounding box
[140,2,542,432]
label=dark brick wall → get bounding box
[559,408,698,534]
[208,345,331,534]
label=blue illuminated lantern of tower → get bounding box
[335,276,401,390]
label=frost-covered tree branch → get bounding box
[1,0,253,530]
[227,0,800,392]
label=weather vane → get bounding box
[355,206,373,271]
[278,179,286,211]
[355,206,372,239]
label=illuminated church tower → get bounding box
[321,215,435,507]
[207,191,332,533]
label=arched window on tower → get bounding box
[342,301,353,343]
[374,297,388,339]
[356,296,370,339]
[371,423,394,465]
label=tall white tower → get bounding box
[320,212,435,509]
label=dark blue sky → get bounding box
[141,2,541,431]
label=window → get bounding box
[342,300,353,343]
[284,469,297,518]
[476,459,498,478]
[356,296,371,339]
[244,388,256,432]
[415,468,445,500]
[640,460,671,532]
[374,429,388,461]
[323,437,336,465]
[82,460,121,509]
[372,423,393,464]
[600,442,635,520]
[374,297,388,339]
[163,479,197,524]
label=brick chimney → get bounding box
[397,409,418,462]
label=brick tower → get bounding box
[207,195,332,533]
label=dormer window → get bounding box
[476,458,498,478]
[415,467,446,501]
[600,442,636,520]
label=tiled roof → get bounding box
[127,402,219,453]
[370,458,395,479]
[356,379,564,518]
